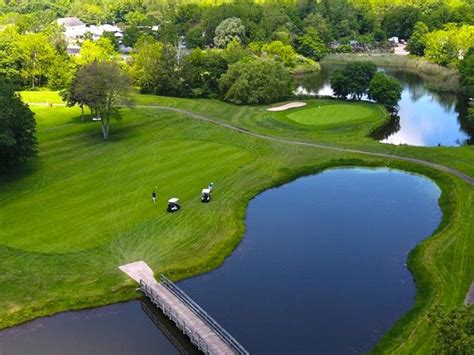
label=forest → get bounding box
[0,0,473,91]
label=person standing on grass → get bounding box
[152,190,157,204]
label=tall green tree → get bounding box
[330,69,351,98]
[424,24,474,67]
[76,38,117,66]
[381,5,421,39]
[219,57,292,105]
[407,21,429,56]
[459,47,474,98]
[130,37,182,96]
[213,17,246,48]
[18,32,55,88]
[0,77,37,168]
[71,61,134,140]
[330,61,377,100]
[296,28,327,61]
[368,72,403,113]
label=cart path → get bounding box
[136,105,474,187]
[28,102,474,186]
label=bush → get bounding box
[219,57,293,105]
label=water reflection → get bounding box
[0,301,180,355]
[296,64,473,146]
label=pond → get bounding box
[296,64,473,147]
[0,168,442,354]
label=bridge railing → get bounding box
[140,280,210,354]
[159,274,249,355]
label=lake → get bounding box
[295,64,473,147]
[0,168,442,354]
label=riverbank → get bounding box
[0,91,473,354]
[322,53,460,93]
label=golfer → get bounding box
[152,190,157,204]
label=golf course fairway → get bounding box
[0,91,472,354]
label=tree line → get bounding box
[0,0,473,67]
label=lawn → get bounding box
[1,92,473,355]
[286,101,379,127]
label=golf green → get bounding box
[287,103,375,126]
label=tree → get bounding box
[0,77,37,168]
[182,48,228,97]
[330,69,351,98]
[459,47,474,98]
[0,27,23,85]
[47,55,76,90]
[219,57,293,105]
[424,24,474,67]
[296,28,327,61]
[71,61,134,140]
[303,12,332,43]
[368,72,403,113]
[429,305,474,354]
[130,37,183,96]
[18,32,56,88]
[101,31,120,52]
[261,41,297,67]
[76,38,117,66]
[407,21,429,56]
[330,61,377,100]
[213,17,246,48]
[381,5,421,39]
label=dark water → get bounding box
[296,64,473,147]
[0,168,442,354]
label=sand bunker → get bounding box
[267,102,307,112]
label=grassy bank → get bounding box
[322,53,460,93]
[1,92,473,355]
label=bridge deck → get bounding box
[119,261,247,355]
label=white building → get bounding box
[56,17,124,54]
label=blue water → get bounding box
[0,168,442,354]
[296,65,473,147]
[178,168,442,354]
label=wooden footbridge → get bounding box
[119,261,249,355]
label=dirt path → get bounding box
[136,105,474,187]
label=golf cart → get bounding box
[167,198,180,213]
[201,188,211,203]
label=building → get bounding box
[56,17,124,55]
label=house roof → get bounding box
[57,17,85,28]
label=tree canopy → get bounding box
[219,57,293,105]
[213,17,246,48]
[330,61,377,100]
[0,77,37,168]
[68,61,134,140]
[368,72,403,113]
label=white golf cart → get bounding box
[201,188,211,203]
[167,198,180,213]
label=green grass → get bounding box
[0,92,473,355]
[286,101,379,127]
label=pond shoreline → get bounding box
[322,53,461,94]
[0,160,453,354]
